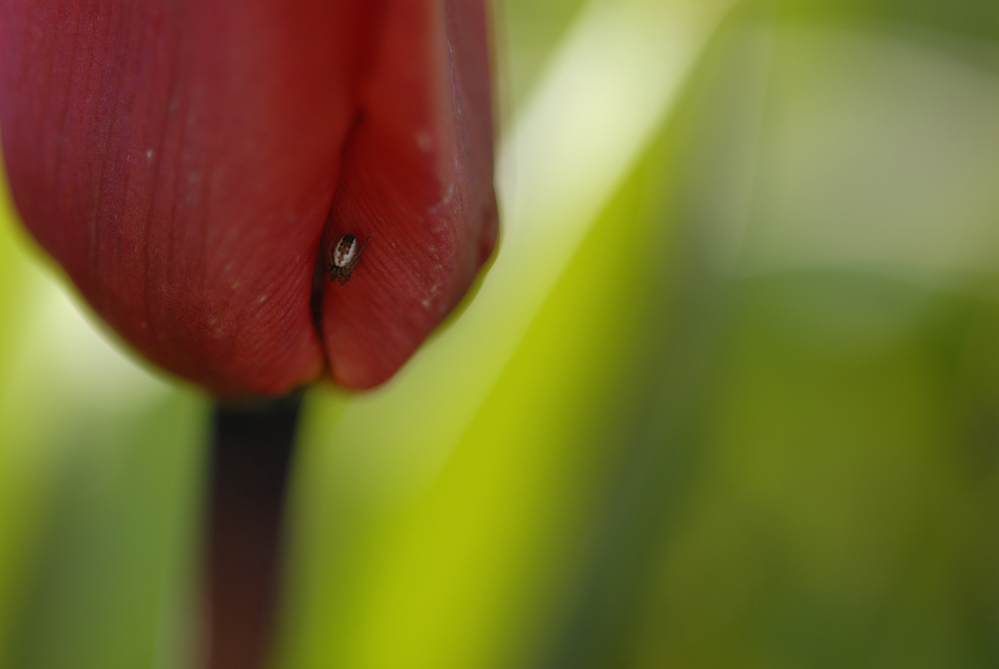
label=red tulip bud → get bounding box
[0,0,497,396]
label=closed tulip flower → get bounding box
[0,0,498,397]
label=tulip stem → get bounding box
[206,393,302,669]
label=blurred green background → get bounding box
[2,0,999,666]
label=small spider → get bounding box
[327,234,369,285]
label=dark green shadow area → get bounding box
[3,393,208,669]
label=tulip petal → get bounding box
[0,0,497,396]
[320,0,498,389]
[0,1,381,396]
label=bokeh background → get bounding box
[2,0,999,666]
